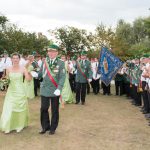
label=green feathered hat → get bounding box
[32,51,37,56]
[143,53,150,58]
[72,55,77,60]
[47,44,59,51]
[81,50,87,56]
[3,50,8,55]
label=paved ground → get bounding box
[0,89,150,150]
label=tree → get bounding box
[143,16,150,37]
[0,15,8,29]
[133,18,147,43]
[0,15,49,55]
[49,26,91,56]
[93,23,115,50]
[115,19,134,45]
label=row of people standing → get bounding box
[114,57,150,126]
[66,56,111,96]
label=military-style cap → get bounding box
[72,55,77,60]
[47,44,59,51]
[81,51,87,56]
[32,51,37,56]
[4,50,8,54]
[143,53,150,58]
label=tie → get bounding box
[50,59,53,66]
[95,63,98,78]
[4,58,6,63]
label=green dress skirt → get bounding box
[24,65,35,99]
[61,73,74,104]
[0,72,29,133]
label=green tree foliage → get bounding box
[93,23,115,49]
[115,19,134,45]
[0,15,8,29]
[0,15,49,56]
[49,26,92,56]
[114,17,150,59]
[0,13,150,60]
[133,18,147,43]
[143,16,150,37]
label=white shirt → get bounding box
[148,78,150,89]
[141,66,147,81]
[19,57,27,67]
[2,57,12,69]
[50,58,56,64]
[38,59,42,68]
[141,63,150,82]
[66,60,75,74]
[92,62,100,80]
[0,60,4,72]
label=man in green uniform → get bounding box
[132,59,142,106]
[114,68,124,96]
[75,51,92,105]
[38,44,66,135]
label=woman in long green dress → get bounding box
[0,53,32,133]
[24,55,35,99]
[61,56,74,104]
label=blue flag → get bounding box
[98,47,123,86]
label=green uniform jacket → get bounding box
[75,60,93,83]
[38,58,66,97]
[131,65,142,85]
[114,73,124,82]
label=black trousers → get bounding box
[148,91,150,108]
[132,85,142,106]
[115,81,123,96]
[124,82,130,97]
[92,78,100,94]
[101,82,110,95]
[40,96,59,132]
[87,82,90,94]
[0,72,3,78]
[142,81,149,112]
[76,82,87,103]
[34,78,39,96]
[69,73,76,92]
[130,85,134,99]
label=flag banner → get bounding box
[98,47,123,86]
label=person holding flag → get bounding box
[38,44,66,135]
[98,47,123,95]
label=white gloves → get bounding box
[30,71,38,78]
[54,89,61,96]
[88,79,92,83]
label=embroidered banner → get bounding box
[98,47,123,86]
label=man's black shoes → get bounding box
[81,102,85,105]
[39,129,56,135]
[75,102,79,104]
[49,130,55,135]
[39,128,50,134]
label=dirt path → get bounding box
[0,91,150,150]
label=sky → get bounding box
[0,0,149,37]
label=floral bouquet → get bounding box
[0,78,10,91]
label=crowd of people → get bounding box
[114,57,150,125]
[0,46,150,135]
